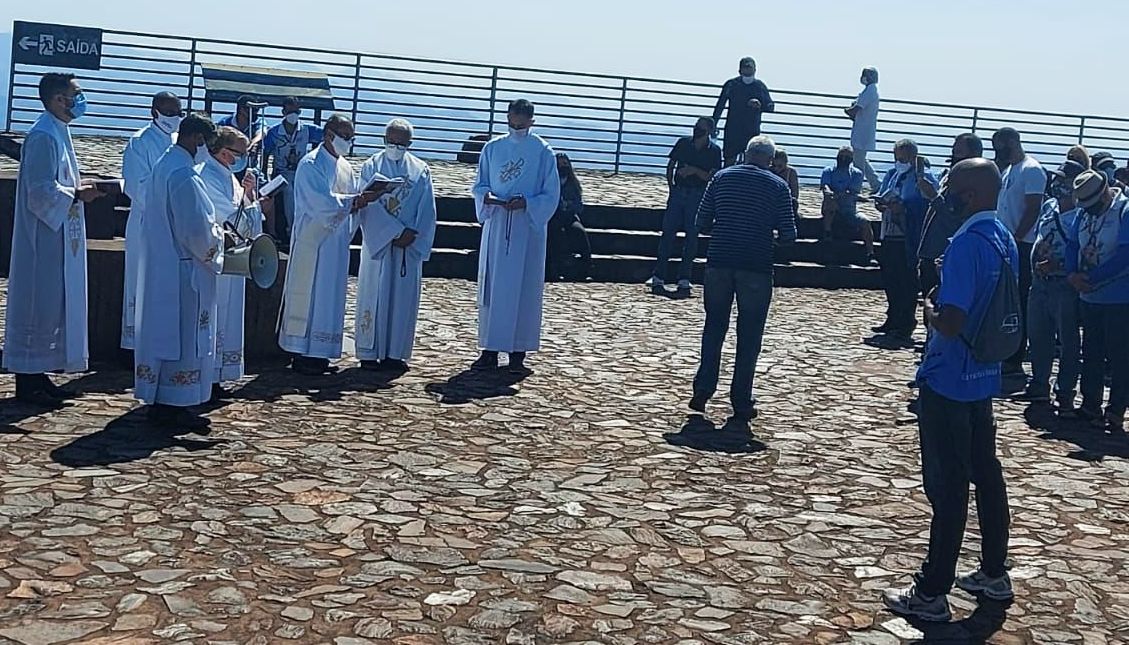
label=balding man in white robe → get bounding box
[355,119,437,371]
[121,91,181,349]
[471,99,560,373]
[4,72,102,404]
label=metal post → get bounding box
[185,39,198,113]
[5,57,15,131]
[970,108,978,134]
[486,67,499,136]
[350,53,361,125]
[1078,116,1086,143]
[613,78,627,173]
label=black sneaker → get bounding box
[883,584,952,622]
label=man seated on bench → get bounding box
[821,145,875,262]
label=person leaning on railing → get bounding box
[712,57,775,167]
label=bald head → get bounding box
[946,158,1002,220]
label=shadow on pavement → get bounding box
[425,368,528,405]
[1024,404,1129,461]
[50,408,226,467]
[663,414,767,454]
[907,597,1010,644]
[229,366,397,404]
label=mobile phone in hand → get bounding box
[915,157,926,174]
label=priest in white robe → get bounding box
[4,73,102,404]
[198,126,266,393]
[471,99,561,373]
[278,114,385,375]
[121,91,181,350]
[134,114,228,430]
[355,119,437,371]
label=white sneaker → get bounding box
[646,275,663,287]
[955,570,1014,601]
[882,583,952,622]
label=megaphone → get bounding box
[223,233,280,289]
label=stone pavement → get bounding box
[0,279,1127,645]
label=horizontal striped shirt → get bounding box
[695,164,797,274]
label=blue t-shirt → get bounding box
[917,213,1020,402]
[263,122,324,178]
[820,165,864,215]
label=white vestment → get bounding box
[134,146,225,406]
[120,122,173,349]
[198,154,263,382]
[278,144,358,359]
[471,133,561,352]
[355,152,437,362]
[3,112,88,374]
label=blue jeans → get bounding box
[693,268,773,417]
[1026,277,1081,403]
[653,186,704,283]
[1080,302,1129,415]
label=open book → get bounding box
[363,171,405,193]
[259,174,288,199]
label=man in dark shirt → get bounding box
[712,57,775,167]
[689,135,796,422]
[650,117,723,296]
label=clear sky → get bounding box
[0,0,1126,119]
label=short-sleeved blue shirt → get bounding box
[917,212,1020,402]
[821,165,864,215]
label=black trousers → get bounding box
[546,219,592,281]
[1004,241,1034,372]
[915,385,1010,596]
[1080,302,1129,415]
[878,238,918,334]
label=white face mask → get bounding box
[155,114,181,134]
[894,161,912,173]
[740,74,756,85]
[508,126,530,139]
[331,132,352,157]
[284,113,299,126]
[384,143,407,162]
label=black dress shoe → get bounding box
[14,388,65,408]
[147,405,210,431]
[688,395,708,413]
[211,383,234,401]
[508,352,527,373]
[292,356,330,375]
[360,360,383,371]
[382,359,409,372]
[871,322,893,333]
[471,351,499,370]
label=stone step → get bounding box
[346,246,883,291]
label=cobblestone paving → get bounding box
[0,279,1127,644]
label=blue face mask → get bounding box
[231,154,248,174]
[68,92,87,120]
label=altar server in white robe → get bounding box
[4,73,103,404]
[198,126,267,393]
[471,99,561,373]
[134,114,228,430]
[355,119,437,371]
[279,114,386,375]
[121,91,181,350]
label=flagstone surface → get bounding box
[0,278,1126,644]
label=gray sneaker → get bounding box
[955,570,1014,601]
[882,584,952,622]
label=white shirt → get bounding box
[850,84,880,152]
[996,155,1046,244]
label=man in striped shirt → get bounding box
[690,135,797,422]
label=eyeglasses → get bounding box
[224,147,247,159]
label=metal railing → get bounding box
[7,23,1129,183]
